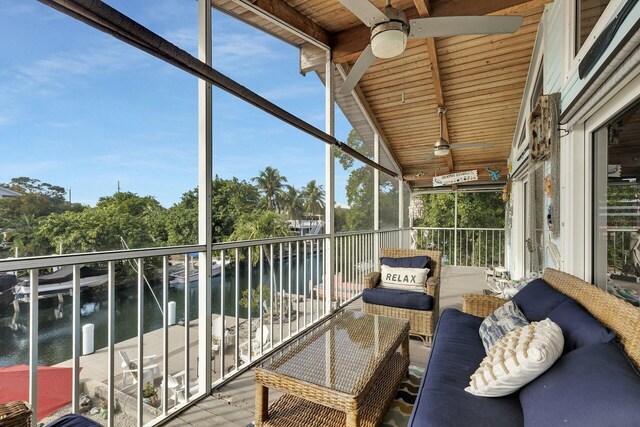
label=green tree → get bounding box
[96,192,163,217]
[252,167,288,211]
[37,204,154,253]
[230,210,292,242]
[0,177,83,229]
[301,180,325,216]
[3,214,50,256]
[230,210,292,264]
[334,129,399,231]
[281,185,305,220]
[0,177,84,257]
[163,177,261,245]
[413,193,456,228]
[163,189,198,246]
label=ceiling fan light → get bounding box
[371,28,407,58]
[434,146,450,157]
[433,137,450,157]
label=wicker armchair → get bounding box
[363,248,442,344]
[0,401,31,427]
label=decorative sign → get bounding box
[433,170,478,187]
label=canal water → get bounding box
[0,251,324,367]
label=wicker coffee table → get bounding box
[255,311,410,427]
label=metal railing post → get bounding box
[29,269,38,427]
[71,265,81,414]
[454,189,458,266]
[197,0,212,392]
[398,180,404,247]
[374,134,380,258]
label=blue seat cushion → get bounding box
[547,299,616,353]
[409,309,524,427]
[380,255,431,269]
[44,414,103,427]
[520,341,640,426]
[511,278,570,321]
[362,288,433,311]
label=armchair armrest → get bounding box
[425,277,439,297]
[364,272,381,289]
[461,294,506,317]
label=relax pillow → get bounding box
[380,255,430,269]
[479,300,529,353]
[511,278,570,321]
[466,319,564,397]
[379,265,429,291]
[547,299,616,353]
[520,342,640,426]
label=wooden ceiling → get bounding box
[211,0,552,188]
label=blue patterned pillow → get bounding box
[479,301,530,353]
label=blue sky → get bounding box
[0,0,355,207]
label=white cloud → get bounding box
[163,27,197,53]
[1,42,149,97]
[258,83,323,102]
[211,33,285,77]
[0,160,62,177]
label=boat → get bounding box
[168,259,228,288]
[12,265,108,303]
[80,301,100,316]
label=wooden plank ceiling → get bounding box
[211,0,551,188]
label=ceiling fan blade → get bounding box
[426,152,436,162]
[448,142,495,149]
[338,45,376,95]
[408,16,523,39]
[336,0,389,27]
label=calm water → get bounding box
[0,252,323,366]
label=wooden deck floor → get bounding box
[163,266,486,427]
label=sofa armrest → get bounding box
[364,272,381,289]
[461,294,506,317]
[426,276,439,297]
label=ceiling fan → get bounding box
[427,107,494,160]
[337,0,523,95]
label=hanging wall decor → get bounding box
[486,168,500,181]
[408,197,424,220]
[529,94,559,162]
[544,175,552,198]
[502,176,512,202]
[433,170,478,187]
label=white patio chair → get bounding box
[162,371,199,407]
[212,316,235,348]
[239,325,270,364]
[118,350,160,389]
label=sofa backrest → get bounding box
[379,248,442,283]
[543,268,640,369]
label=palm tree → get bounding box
[302,180,325,217]
[281,185,304,220]
[252,167,288,211]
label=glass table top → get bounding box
[261,311,408,395]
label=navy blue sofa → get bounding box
[408,269,640,427]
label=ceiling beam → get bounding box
[222,0,331,47]
[413,0,454,170]
[330,0,546,63]
[336,64,405,176]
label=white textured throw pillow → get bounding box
[379,265,429,291]
[465,319,564,397]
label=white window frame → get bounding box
[564,0,626,86]
[581,71,640,282]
